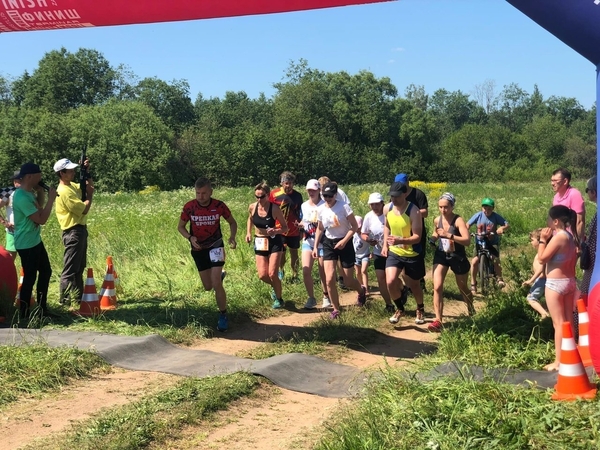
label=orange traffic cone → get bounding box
[552,321,597,401]
[106,256,121,298]
[75,268,101,317]
[577,299,593,367]
[99,264,117,310]
[14,267,35,308]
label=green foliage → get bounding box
[0,53,596,190]
[0,344,107,406]
[25,373,259,450]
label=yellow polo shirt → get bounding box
[55,182,87,230]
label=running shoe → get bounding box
[385,304,396,314]
[278,269,285,281]
[221,270,227,282]
[427,320,443,332]
[270,287,277,302]
[389,309,404,324]
[322,296,332,309]
[272,298,285,309]
[356,285,367,306]
[217,313,228,332]
[304,297,318,309]
[330,310,340,319]
[415,307,425,325]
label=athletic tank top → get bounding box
[253,202,275,229]
[387,202,419,258]
[436,215,466,257]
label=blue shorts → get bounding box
[527,277,546,301]
[355,255,370,266]
[302,241,324,257]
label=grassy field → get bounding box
[1,180,598,449]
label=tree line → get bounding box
[0,49,596,192]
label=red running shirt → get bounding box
[269,187,303,237]
[180,198,232,249]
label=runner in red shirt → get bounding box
[269,171,303,281]
[178,177,237,332]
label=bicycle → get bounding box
[471,232,497,295]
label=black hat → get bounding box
[388,181,407,197]
[322,182,338,196]
[10,170,22,180]
[15,163,41,179]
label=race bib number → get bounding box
[440,238,455,253]
[209,247,225,263]
[255,237,269,251]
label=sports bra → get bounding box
[253,202,275,229]
[550,230,573,263]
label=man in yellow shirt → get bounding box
[54,157,94,305]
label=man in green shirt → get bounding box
[13,162,57,319]
[54,157,94,305]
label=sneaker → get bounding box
[415,307,425,325]
[221,270,227,282]
[272,298,285,309]
[497,279,506,288]
[278,269,284,281]
[427,320,443,332]
[304,297,318,309]
[385,304,396,314]
[356,285,367,306]
[329,310,340,319]
[322,296,332,309]
[270,288,277,302]
[389,309,404,324]
[217,314,228,332]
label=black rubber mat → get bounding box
[0,329,366,398]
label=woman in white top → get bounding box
[313,182,365,319]
[299,179,328,309]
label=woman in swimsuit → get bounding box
[537,205,579,371]
[245,182,288,309]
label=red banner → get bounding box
[0,0,390,32]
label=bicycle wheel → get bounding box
[479,253,490,295]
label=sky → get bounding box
[0,0,597,108]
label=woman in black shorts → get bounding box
[245,182,288,309]
[429,192,474,332]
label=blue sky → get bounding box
[0,0,596,108]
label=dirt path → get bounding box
[2,290,479,450]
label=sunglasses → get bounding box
[255,194,266,199]
[322,194,334,199]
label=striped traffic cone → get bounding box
[75,268,101,317]
[99,264,117,310]
[577,299,593,367]
[106,256,121,298]
[552,321,597,401]
[14,267,35,308]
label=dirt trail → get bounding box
[2,289,479,450]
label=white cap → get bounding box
[306,179,320,191]
[368,192,384,204]
[53,158,79,172]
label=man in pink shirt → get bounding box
[551,167,585,243]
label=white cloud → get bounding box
[391,47,405,52]
[388,59,395,64]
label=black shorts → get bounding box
[373,254,387,271]
[322,237,355,269]
[281,235,301,250]
[385,251,426,280]
[191,247,226,272]
[433,250,470,275]
[254,235,284,256]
